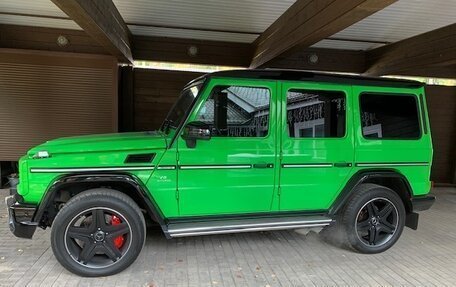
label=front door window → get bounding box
[196,85,270,137]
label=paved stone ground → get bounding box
[1,188,456,287]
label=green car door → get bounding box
[176,78,279,216]
[278,81,355,211]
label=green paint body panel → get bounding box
[16,73,433,221]
[177,79,279,216]
[279,81,355,211]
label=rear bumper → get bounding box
[5,193,37,239]
[411,195,436,212]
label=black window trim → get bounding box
[285,88,348,140]
[169,78,209,149]
[419,93,428,134]
[359,92,423,141]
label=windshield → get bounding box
[161,81,203,133]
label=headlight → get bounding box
[33,151,50,159]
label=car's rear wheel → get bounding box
[51,188,146,277]
[340,184,406,253]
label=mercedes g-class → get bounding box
[6,70,435,276]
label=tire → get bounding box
[51,188,146,277]
[339,183,406,253]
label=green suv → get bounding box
[6,70,435,276]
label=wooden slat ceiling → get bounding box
[0,0,81,30]
[113,0,294,43]
[112,0,456,51]
[250,0,398,68]
[312,0,456,50]
[0,0,455,51]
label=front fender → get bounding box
[32,173,167,231]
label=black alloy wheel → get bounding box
[355,197,398,247]
[339,183,406,253]
[51,188,146,277]
[64,207,132,268]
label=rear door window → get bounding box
[286,89,346,138]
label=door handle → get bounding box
[334,162,352,168]
[253,163,274,169]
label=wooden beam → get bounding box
[51,0,132,63]
[393,65,456,79]
[0,24,107,55]
[264,48,366,73]
[0,25,253,66]
[133,36,253,67]
[365,23,456,76]
[250,0,396,68]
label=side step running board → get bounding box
[166,215,333,238]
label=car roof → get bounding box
[204,69,424,89]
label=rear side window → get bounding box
[360,93,420,139]
[286,89,346,138]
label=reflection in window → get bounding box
[287,89,346,138]
[196,86,270,137]
[360,94,420,139]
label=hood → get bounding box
[27,131,167,156]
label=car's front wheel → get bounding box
[51,188,146,277]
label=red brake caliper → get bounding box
[110,215,125,249]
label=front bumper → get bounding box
[412,194,436,211]
[5,193,37,239]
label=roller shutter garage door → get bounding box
[0,49,117,161]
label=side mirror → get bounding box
[182,121,211,148]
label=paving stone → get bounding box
[0,188,455,286]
